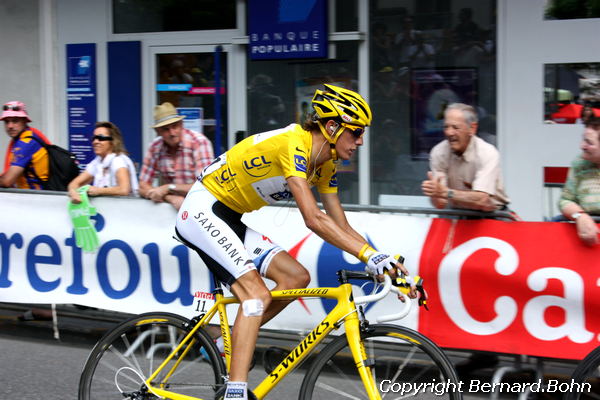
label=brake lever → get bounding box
[391,273,429,311]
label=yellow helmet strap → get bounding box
[317,120,344,145]
[330,143,339,163]
[316,120,343,162]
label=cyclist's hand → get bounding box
[365,251,398,278]
[392,272,427,308]
[389,255,418,300]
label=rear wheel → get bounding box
[299,324,461,399]
[78,312,226,400]
[566,346,600,400]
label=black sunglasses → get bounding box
[342,123,366,138]
[3,105,22,111]
[91,135,114,142]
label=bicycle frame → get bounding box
[145,282,381,400]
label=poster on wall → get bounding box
[410,68,477,159]
[177,107,204,134]
[295,78,357,173]
[66,43,97,168]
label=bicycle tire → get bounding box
[299,324,462,400]
[78,312,227,400]
[566,346,600,400]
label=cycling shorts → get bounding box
[175,181,284,288]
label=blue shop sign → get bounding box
[66,43,97,168]
[248,0,327,60]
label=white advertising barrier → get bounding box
[0,190,428,332]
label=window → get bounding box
[369,0,497,203]
[544,63,600,124]
[113,0,236,33]
[545,0,600,20]
[156,52,228,153]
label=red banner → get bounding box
[419,218,600,360]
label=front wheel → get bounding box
[78,312,226,400]
[299,324,461,400]
[566,346,600,400]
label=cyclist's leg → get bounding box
[228,270,272,382]
[242,229,311,324]
[176,183,270,394]
[261,251,311,323]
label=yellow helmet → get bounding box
[311,84,372,145]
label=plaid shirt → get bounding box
[139,128,214,185]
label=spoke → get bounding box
[119,332,145,377]
[315,381,363,400]
[323,358,365,395]
[105,344,146,381]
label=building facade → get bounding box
[1,0,599,220]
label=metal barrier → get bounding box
[0,187,521,221]
[272,198,520,221]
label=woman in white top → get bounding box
[68,121,139,203]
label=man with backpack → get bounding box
[0,101,51,189]
[0,100,79,191]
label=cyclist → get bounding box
[175,84,415,400]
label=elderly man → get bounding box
[421,102,510,211]
[0,101,50,189]
[138,102,214,210]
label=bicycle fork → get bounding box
[345,314,382,400]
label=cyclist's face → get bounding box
[443,109,476,155]
[156,121,183,148]
[3,117,27,138]
[335,127,364,160]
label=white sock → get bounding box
[224,381,247,400]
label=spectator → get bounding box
[577,103,595,125]
[393,15,420,67]
[67,121,139,203]
[0,100,51,189]
[453,8,485,66]
[372,22,394,70]
[559,117,600,246]
[421,103,510,211]
[407,32,436,69]
[138,102,214,210]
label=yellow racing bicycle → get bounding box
[78,269,460,399]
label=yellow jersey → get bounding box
[202,124,337,214]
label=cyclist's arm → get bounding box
[320,187,411,279]
[320,191,368,243]
[287,176,365,257]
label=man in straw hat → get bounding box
[138,102,214,210]
[0,100,52,189]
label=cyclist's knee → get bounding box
[292,268,311,289]
[241,288,271,317]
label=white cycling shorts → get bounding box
[175,181,284,288]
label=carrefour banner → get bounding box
[0,190,599,360]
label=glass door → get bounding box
[152,45,229,155]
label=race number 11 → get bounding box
[193,291,215,312]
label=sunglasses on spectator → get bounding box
[91,135,114,142]
[342,123,366,138]
[3,105,22,111]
